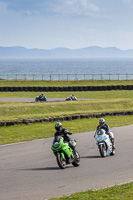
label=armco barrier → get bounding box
[0,111,133,127]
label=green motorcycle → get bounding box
[51,136,80,169]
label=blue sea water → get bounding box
[0,58,133,80]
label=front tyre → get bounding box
[99,144,106,157]
[110,148,116,156]
[56,153,66,169]
[72,151,80,167]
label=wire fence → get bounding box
[0,73,133,81]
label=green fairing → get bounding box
[51,137,73,158]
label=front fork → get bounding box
[61,152,65,159]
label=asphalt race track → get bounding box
[0,125,133,200]
[0,97,95,102]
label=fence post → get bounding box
[50,74,52,81]
[126,74,128,80]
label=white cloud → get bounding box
[50,0,101,17]
[0,0,103,17]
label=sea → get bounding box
[0,58,133,80]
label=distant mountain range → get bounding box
[0,46,133,58]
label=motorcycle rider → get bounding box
[70,94,76,100]
[39,93,44,100]
[96,118,115,149]
[54,122,76,153]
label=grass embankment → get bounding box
[0,79,133,87]
[50,182,133,200]
[0,115,133,145]
[0,97,133,122]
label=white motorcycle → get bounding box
[94,129,115,157]
[65,96,77,101]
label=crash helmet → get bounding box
[41,93,44,96]
[55,122,62,131]
[99,118,105,125]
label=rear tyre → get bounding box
[56,153,66,169]
[99,144,106,157]
[72,151,80,167]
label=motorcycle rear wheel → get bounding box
[72,151,80,167]
[56,153,66,169]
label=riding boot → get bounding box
[111,138,115,149]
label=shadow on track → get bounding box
[18,166,74,171]
[81,155,100,159]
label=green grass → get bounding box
[50,182,133,200]
[0,115,133,145]
[0,79,133,87]
[0,90,133,123]
[0,90,133,99]
[0,98,133,122]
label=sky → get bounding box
[0,0,133,50]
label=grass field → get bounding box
[0,79,133,87]
[0,115,133,145]
[50,182,133,200]
[0,98,133,122]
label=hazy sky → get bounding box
[0,0,133,50]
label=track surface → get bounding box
[0,125,133,200]
[0,97,95,102]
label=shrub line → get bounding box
[0,111,133,127]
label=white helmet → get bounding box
[99,118,105,125]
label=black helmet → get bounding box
[55,122,62,131]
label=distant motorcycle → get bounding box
[65,96,77,101]
[94,129,115,157]
[51,136,80,169]
[35,96,47,102]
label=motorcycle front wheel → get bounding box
[110,148,116,156]
[99,144,106,157]
[56,153,66,169]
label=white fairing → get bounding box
[109,132,114,139]
[95,129,112,151]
